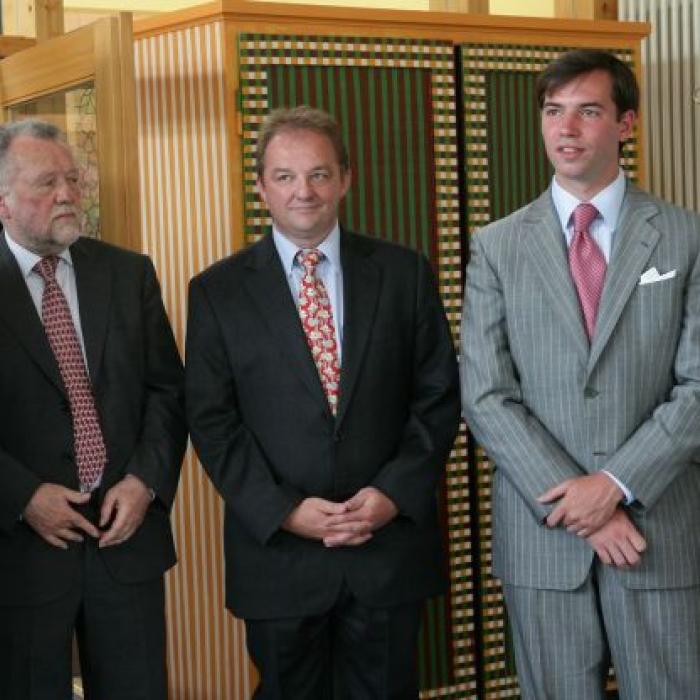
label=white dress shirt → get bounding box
[272,224,344,363]
[551,171,634,504]
[552,169,626,264]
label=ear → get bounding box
[0,190,11,223]
[255,176,267,205]
[618,109,636,142]
[340,168,352,198]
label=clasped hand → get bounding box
[282,486,398,548]
[538,473,646,568]
[23,475,152,549]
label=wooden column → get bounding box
[554,0,617,20]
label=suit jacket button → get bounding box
[584,387,599,398]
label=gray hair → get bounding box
[0,120,68,189]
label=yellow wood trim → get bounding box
[93,13,140,250]
[555,0,618,21]
[0,26,94,105]
[134,0,649,41]
[429,0,489,12]
[35,0,65,41]
[0,36,36,58]
[1,0,35,37]
[224,21,245,254]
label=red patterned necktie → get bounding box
[297,249,340,415]
[569,202,606,341]
[34,256,106,489]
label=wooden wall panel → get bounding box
[134,21,256,700]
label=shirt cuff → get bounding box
[602,470,635,505]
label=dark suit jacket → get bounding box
[186,229,460,619]
[0,234,186,606]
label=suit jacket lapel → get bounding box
[0,233,65,394]
[243,235,330,410]
[72,238,112,385]
[522,190,590,363]
[335,230,380,426]
[587,184,660,374]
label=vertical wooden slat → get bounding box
[135,21,257,700]
[620,0,699,212]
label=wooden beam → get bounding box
[554,0,617,20]
[429,0,489,12]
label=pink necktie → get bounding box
[34,256,106,489]
[297,250,340,415]
[569,203,606,341]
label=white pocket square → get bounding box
[639,267,676,285]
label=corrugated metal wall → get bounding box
[619,0,700,212]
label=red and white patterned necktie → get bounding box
[569,202,606,341]
[297,249,340,415]
[34,256,106,489]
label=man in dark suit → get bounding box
[0,120,186,700]
[186,106,460,699]
[461,50,700,698]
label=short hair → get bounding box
[255,106,350,178]
[0,120,68,189]
[536,49,640,117]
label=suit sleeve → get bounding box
[460,231,585,522]
[369,253,461,526]
[124,257,186,509]
[604,234,700,510]
[185,276,302,545]
[0,452,42,532]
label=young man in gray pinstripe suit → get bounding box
[461,49,700,699]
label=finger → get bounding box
[99,509,130,547]
[71,513,101,539]
[324,532,372,547]
[99,493,118,528]
[630,532,647,552]
[57,527,84,543]
[545,506,565,528]
[592,543,612,565]
[608,543,628,568]
[45,534,69,550]
[537,483,567,503]
[319,501,349,516]
[325,512,366,527]
[64,489,92,505]
[570,525,591,537]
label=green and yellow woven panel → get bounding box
[461,43,639,700]
[238,34,476,698]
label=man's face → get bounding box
[0,135,82,255]
[541,69,635,200]
[257,128,351,248]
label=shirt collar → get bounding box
[551,169,627,233]
[4,231,73,280]
[272,223,342,275]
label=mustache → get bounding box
[52,206,79,218]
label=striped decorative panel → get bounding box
[134,21,258,700]
[620,0,700,212]
[460,43,640,699]
[239,35,476,698]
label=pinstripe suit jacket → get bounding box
[460,182,700,591]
